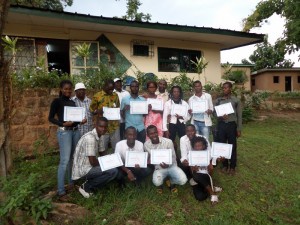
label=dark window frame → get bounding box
[273,76,279,83]
[131,39,154,57]
[251,78,255,86]
[158,47,201,73]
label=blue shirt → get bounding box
[121,95,146,132]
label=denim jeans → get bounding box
[152,165,187,186]
[100,128,120,152]
[117,166,152,184]
[194,120,210,141]
[57,129,80,195]
[82,166,118,193]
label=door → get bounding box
[285,76,291,91]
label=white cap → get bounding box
[114,78,121,83]
[74,83,86,91]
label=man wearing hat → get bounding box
[72,83,93,136]
[114,78,130,140]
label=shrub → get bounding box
[222,70,248,84]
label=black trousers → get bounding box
[192,172,211,201]
[120,122,125,140]
[169,121,186,142]
[216,121,237,169]
[137,129,146,144]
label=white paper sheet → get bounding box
[103,107,121,120]
[211,142,233,159]
[171,104,188,117]
[98,153,123,171]
[63,106,85,122]
[191,100,208,113]
[188,150,210,166]
[150,149,172,165]
[147,98,163,111]
[214,102,234,117]
[125,151,148,168]
[130,101,148,114]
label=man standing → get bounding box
[72,82,93,136]
[188,80,214,141]
[155,79,169,103]
[90,79,120,152]
[72,117,118,198]
[121,80,147,143]
[144,125,187,193]
[114,78,130,140]
[215,82,242,175]
[115,126,151,185]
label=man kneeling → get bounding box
[72,117,118,198]
[144,125,187,193]
[115,126,152,186]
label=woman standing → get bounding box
[143,81,164,138]
[48,80,81,201]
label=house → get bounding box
[251,68,300,92]
[4,5,264,84]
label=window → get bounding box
[70,41,99,76]
[4,38,36,72]
[298,76,300,83]
[251,78,255,86]
[158,47,201,72]
[273,76,279,83]
[131,39,154,57]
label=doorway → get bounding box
[285,76,291,91]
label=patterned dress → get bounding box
[144,95,163,139]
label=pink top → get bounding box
[144,95,163,139]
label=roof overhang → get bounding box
[5,5,264,50]
[251,67,300,77]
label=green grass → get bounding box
[2,116,300,224]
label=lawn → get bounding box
[1,115,300,225]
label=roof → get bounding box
[251,68,300,76]
[5,5,264,50]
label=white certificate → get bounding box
[125,151,148,168]
[188,150,210,166]
[171,104,188,117]
[130,101,148,114]
[103,107,120,120]
[214,103,234,117]
[63,106,85,122]
[191,100,208,113]
[98,153,123,171]
[211,142,232,159]
[147,98,163,111]
[150,149,172,165]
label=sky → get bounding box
[65,0,299,66]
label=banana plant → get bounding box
[74,42,91,76]
[190,56,209,82]
[1,35,18,72]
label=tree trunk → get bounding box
[0,0,11,177]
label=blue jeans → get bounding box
[57,129,80,195]
[152,165,187,186]
[82,167,118,192]
[194,120,210,141]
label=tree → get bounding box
[242,36,294,71]
[0,0,11,177]
[11,0,73,11]
[122,0,151,22]
[242,0,300,55]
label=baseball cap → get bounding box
[74,83,86,91]
[114,78,121,83]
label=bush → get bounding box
[222,70,248,84]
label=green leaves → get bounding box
[190,56,209,75]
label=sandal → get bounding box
[213,186,222,192]
[157,186,163,194]
[170,185,178,194]
[58,193,71,202]
[211,195,218,205]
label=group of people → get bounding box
[48,78,242,204]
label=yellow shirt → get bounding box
[90,90,120,133]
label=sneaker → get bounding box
[213,186,223,192]
[189,178,198,186]
[78,185,93,198]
